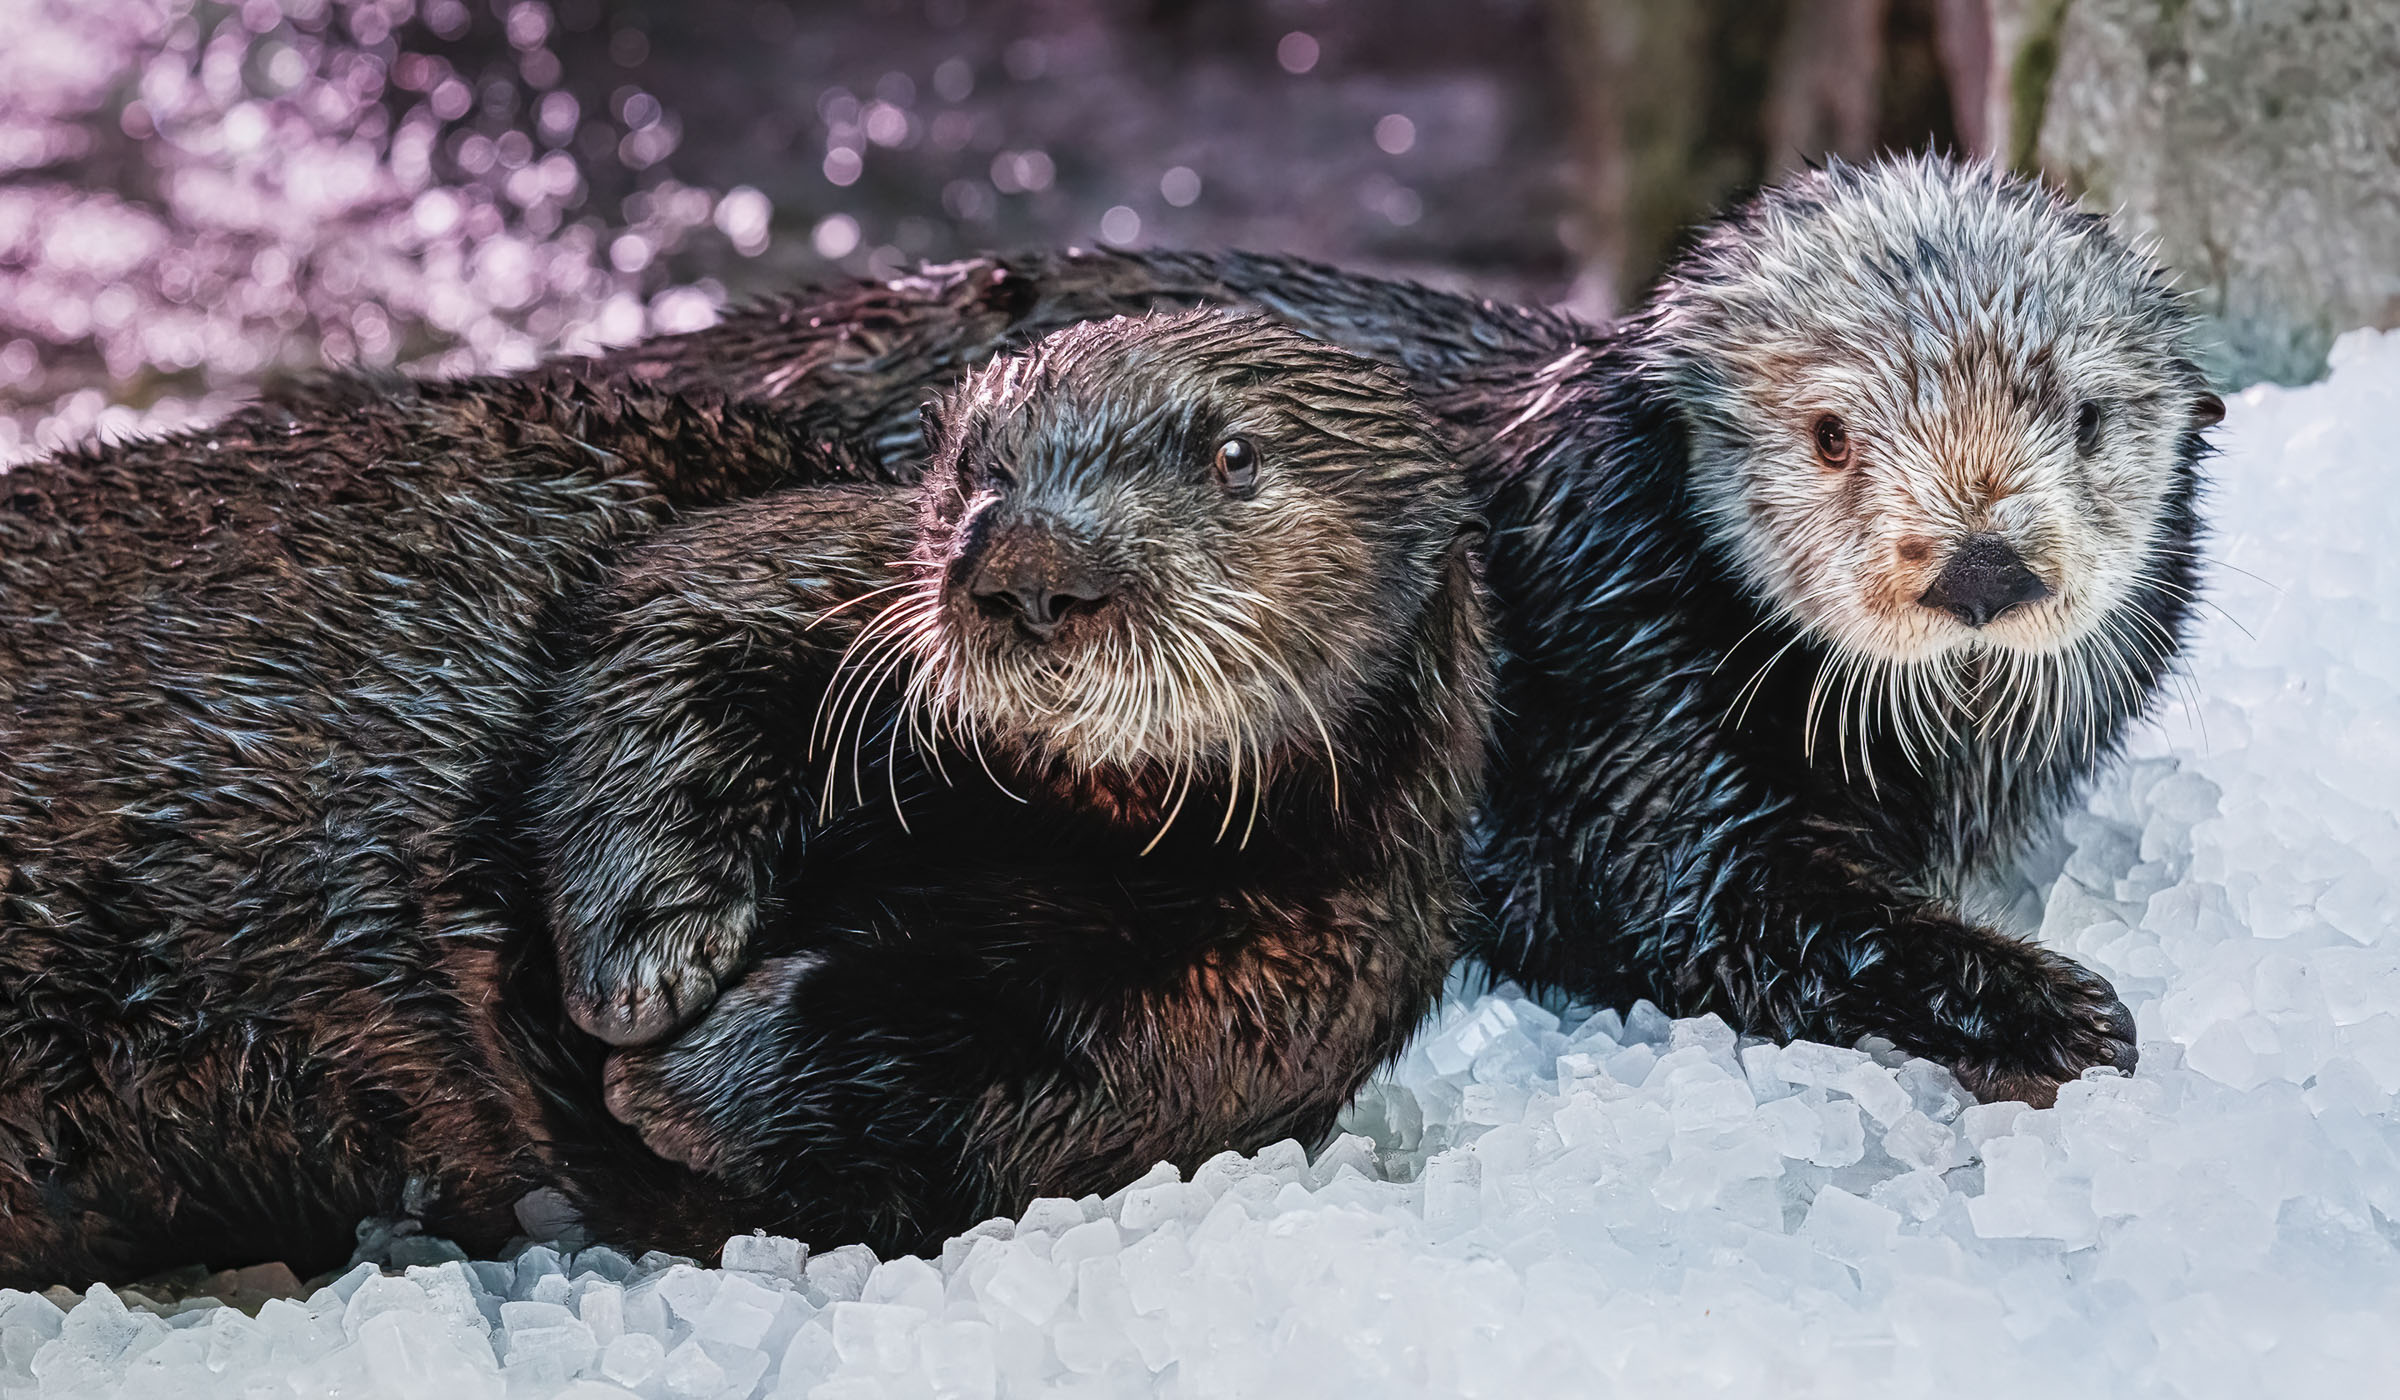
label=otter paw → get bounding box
[565,957,723,1048]
[559,909,756,1046]
[1944,949,2138,1108]
[598,953,823,1185]
[602,1051,729,1175]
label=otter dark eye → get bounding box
[1215,436,1259,495]
[2075,400,2104,456]
[1812,414,1850,467]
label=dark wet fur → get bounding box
[572,176,2207,1105]
[0,375,835,1287]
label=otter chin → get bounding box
[1649,159,2223,770]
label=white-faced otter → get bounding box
[545,310,1488,1254]
[588,155,2222,1105]
[0,311,1486,1285]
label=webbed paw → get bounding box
[559,907,755,1047]
[599,954,824,1186]
[1943,945,2138,1109]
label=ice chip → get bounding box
[982,1246,1070,1325]
[693,1273,783,1348]
[805,1245,880,1305]
[656,1335,726,1395]
[830,1300,925,1370]
[1881,1110,1966,1172]
[920,1319,998,1400]
[1802,1185,1900,1266]
[861,1256,946,1315]
[1421,1151,1482,1235]
[720,1232,806,1280]
[1623,1000,1673,1045]
[1830,1060,1912,1126]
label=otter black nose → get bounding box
[1919,533,2051,628]
[965,528,1115,640]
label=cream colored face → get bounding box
[1685,329,2198,667]
[1656,159,2216,672]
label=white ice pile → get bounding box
[4,331,2398,1399]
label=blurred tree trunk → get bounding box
[1552,0,1983,317]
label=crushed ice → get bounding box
[4,331,2397,1396]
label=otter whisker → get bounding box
[1724,627,1813,732]
[801,578,921,633]
[1141,732,1198,859]
[2138,572,2256,640]
[1801,649,1839,766]
[818,602,936,817]
[1227,621,1344,816]
[832,636,916,818]
[1241,718,1268,850]
[812,617,915,816]
[811,591,937,757]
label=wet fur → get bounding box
[0,376,829,1286]
[577,157,2215,1104]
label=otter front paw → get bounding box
[600,953,823,1186]
[1940,944,2138,1109]
[559,906,756,1047]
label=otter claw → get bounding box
[565,959,719,1047]
[1946,957,2139,1108]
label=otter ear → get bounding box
[2192,391,2225,428]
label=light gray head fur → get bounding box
[1640,155,2221,767]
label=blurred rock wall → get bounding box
[1995,0,2400,386]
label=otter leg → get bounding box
[1477,782,2137,1106]
[539,485,916,1046]
[1703,897,2140,1108]
[539,662,791,1046]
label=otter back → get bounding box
[0,377,815,1286]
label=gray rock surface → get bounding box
[2029,0,2400,387]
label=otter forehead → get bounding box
[948,310,1420,478]
[1658,161,2198,404]
[1676,159,2176,323]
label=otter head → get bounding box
[885,310,1469,817]
[1642,157,2221,752]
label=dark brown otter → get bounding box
[0,375,811,1286]
[543,310,1490,1255]
[0,311,1487,1285]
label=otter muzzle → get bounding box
[964,522,1117,641]
[1919,532,2050,628]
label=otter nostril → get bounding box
[1918,533,2050,628]
[1043,583,1111,624]
[970,585,1020,622]
[964,548,1114,641]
